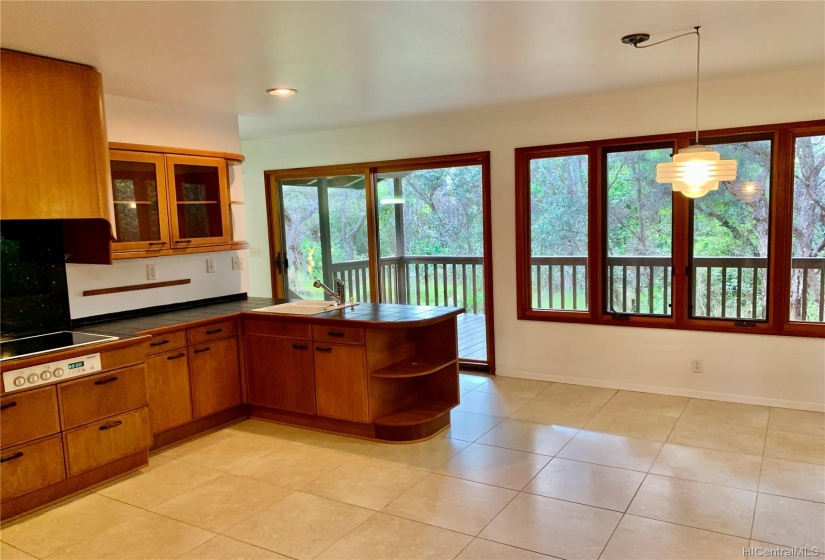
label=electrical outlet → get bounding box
[231,256,243,271]
[691,358,703,373]
[146,264,157,281]
[206,258,215,273]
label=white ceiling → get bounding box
[2,1,822,140]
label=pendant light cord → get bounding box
[695,26,700,145]
[633,26,702,145]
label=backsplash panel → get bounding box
[0,220,71,338]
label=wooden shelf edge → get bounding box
[373,400,457,427]
[109,142,244,163]
[230,241,250,250]
[371,357,457,379]
[112,242,239,259]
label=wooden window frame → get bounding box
[515,120,825,338]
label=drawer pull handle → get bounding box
[193,346,211,354]
[292,344,308,350]
[315,347,333,353]
[99,420,123,431]
[0,451,23,463]
[149,339,170,347]
[167,353,186,360]
[327,331,345,337]
[174,239,193,244]
[148,242,165,246]
[205,328,223,335]
[0,401,18,411]
[94,376,119,386]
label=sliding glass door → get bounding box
[267,154,494,371]
[274,173,371,302]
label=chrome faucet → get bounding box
[313,279,345,306]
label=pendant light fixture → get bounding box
[622,26,737,198]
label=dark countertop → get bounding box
[77,297,463,337]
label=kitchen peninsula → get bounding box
[0,297,462,520]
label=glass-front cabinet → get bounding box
[166,155,231,247]
[109,151,170,251]
[108,148,234,257]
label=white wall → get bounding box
[66,95,249,319]
[241,64,825,411]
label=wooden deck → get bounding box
[457,313,487,362]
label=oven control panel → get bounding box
[3,353,102,393]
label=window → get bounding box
[691,138,772,321]
[528,152,589,311]
[790,134,825,324]
[515,120,825,337]
[605,146,673,316]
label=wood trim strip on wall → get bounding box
[82,279,191,297]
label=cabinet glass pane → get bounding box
[173,164,223,239]
[110,160,161,243]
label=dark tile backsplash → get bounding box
[1,220,71,339]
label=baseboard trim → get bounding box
[495,369,825,412]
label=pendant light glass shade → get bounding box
[656,144,737,198]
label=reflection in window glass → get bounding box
[529,154,588,310]
[790,135,825,323]
[606,147,673,315]
[692,139,772,320]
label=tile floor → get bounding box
[2,374,824,560]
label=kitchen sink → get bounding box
[252,301,356,315]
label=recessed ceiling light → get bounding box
[266,88,298,96]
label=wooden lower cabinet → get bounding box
[58,365,149,430]
[0,435,65,500]
[189,337,241,419]
[245,336,315,414]
[63,407,151,476]
[145,349,193,433]
[314,344,369,423]
[1,386,60,448]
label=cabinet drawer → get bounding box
[1,435,65,500]
[312,325,363,345]
[58,365,149,430]
[143,330,186,355]
[63,407,152,476]
[243,318,311,339]
[188,320,237,345]
[1,386,60,448]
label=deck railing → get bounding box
[330,255,825,322]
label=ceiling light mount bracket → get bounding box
[620,33,650,47]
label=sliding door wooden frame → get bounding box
[264,151,496,372]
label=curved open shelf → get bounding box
[370,357,457,379]
[373,399,456,427]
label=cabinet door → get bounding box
[166,155,230,247]
[189,337,241,419]
[1,435,65,500]
[245,336,315,414]
[145,349,193,434]
[63,407,152,476]
[314,344,369,423]
[0,50,111,223]
[109,150,171,252]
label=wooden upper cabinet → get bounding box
[0,50,113,224]
[109,150,171,252]
[108,146,237,257]
[166,155,231,247]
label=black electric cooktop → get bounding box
[0,331,118,362]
